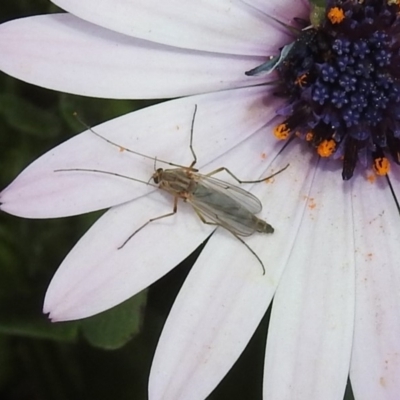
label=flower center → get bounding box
[273,0,400,180]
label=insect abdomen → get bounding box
[192,184,273,235]
[253,216,274,234]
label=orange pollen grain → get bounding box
[306,131,314,141]
[317,140,336,157]
[373,157,391,176]
[274,124,290,140]
[367,173,376,184]
[264,177,275,184]
[328,7,345,24]
[119,146,126,152]
[295,74,308,87]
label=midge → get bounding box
[56,106,289,274]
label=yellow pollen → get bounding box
[317,140,336,157]
[119,146,126,152]
[274,124,291,140]
[373,157,391,176]
[295,74,308,87]
[328,7,345,24]
[306,131,314,141]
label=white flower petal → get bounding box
[149,141,316,400]
[43,111,287,323]
[52,0,293,56]
[43,193,212,321]
[263,160,355,400]
[350,176,400,399]
[1,86,282,218]
[0,14,269,99]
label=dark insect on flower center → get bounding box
[273,0,400,180]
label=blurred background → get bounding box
[0,2,355,399]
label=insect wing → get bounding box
[188,175,263,236]
[199,174,262,213]
[245,42,294,76]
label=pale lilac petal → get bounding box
[52,0,291,56]
[43,194,213,321]
[0,14,269,99]
[1,86,282,218]
[149,141,317,400]
[350,177,400,399]
[242,0,309,24]
[263,160,355,400]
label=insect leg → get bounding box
[204,164,289,184]
[118,196,178,249]
[230,233,266,275]
[193,209,266,275]
[188,104,198,169]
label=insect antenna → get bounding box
[54,168,159,189]
[262,13,300,35]
[72,112,196,170]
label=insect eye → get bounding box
[153,168,163,184]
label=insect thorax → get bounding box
[155,168,196,197]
